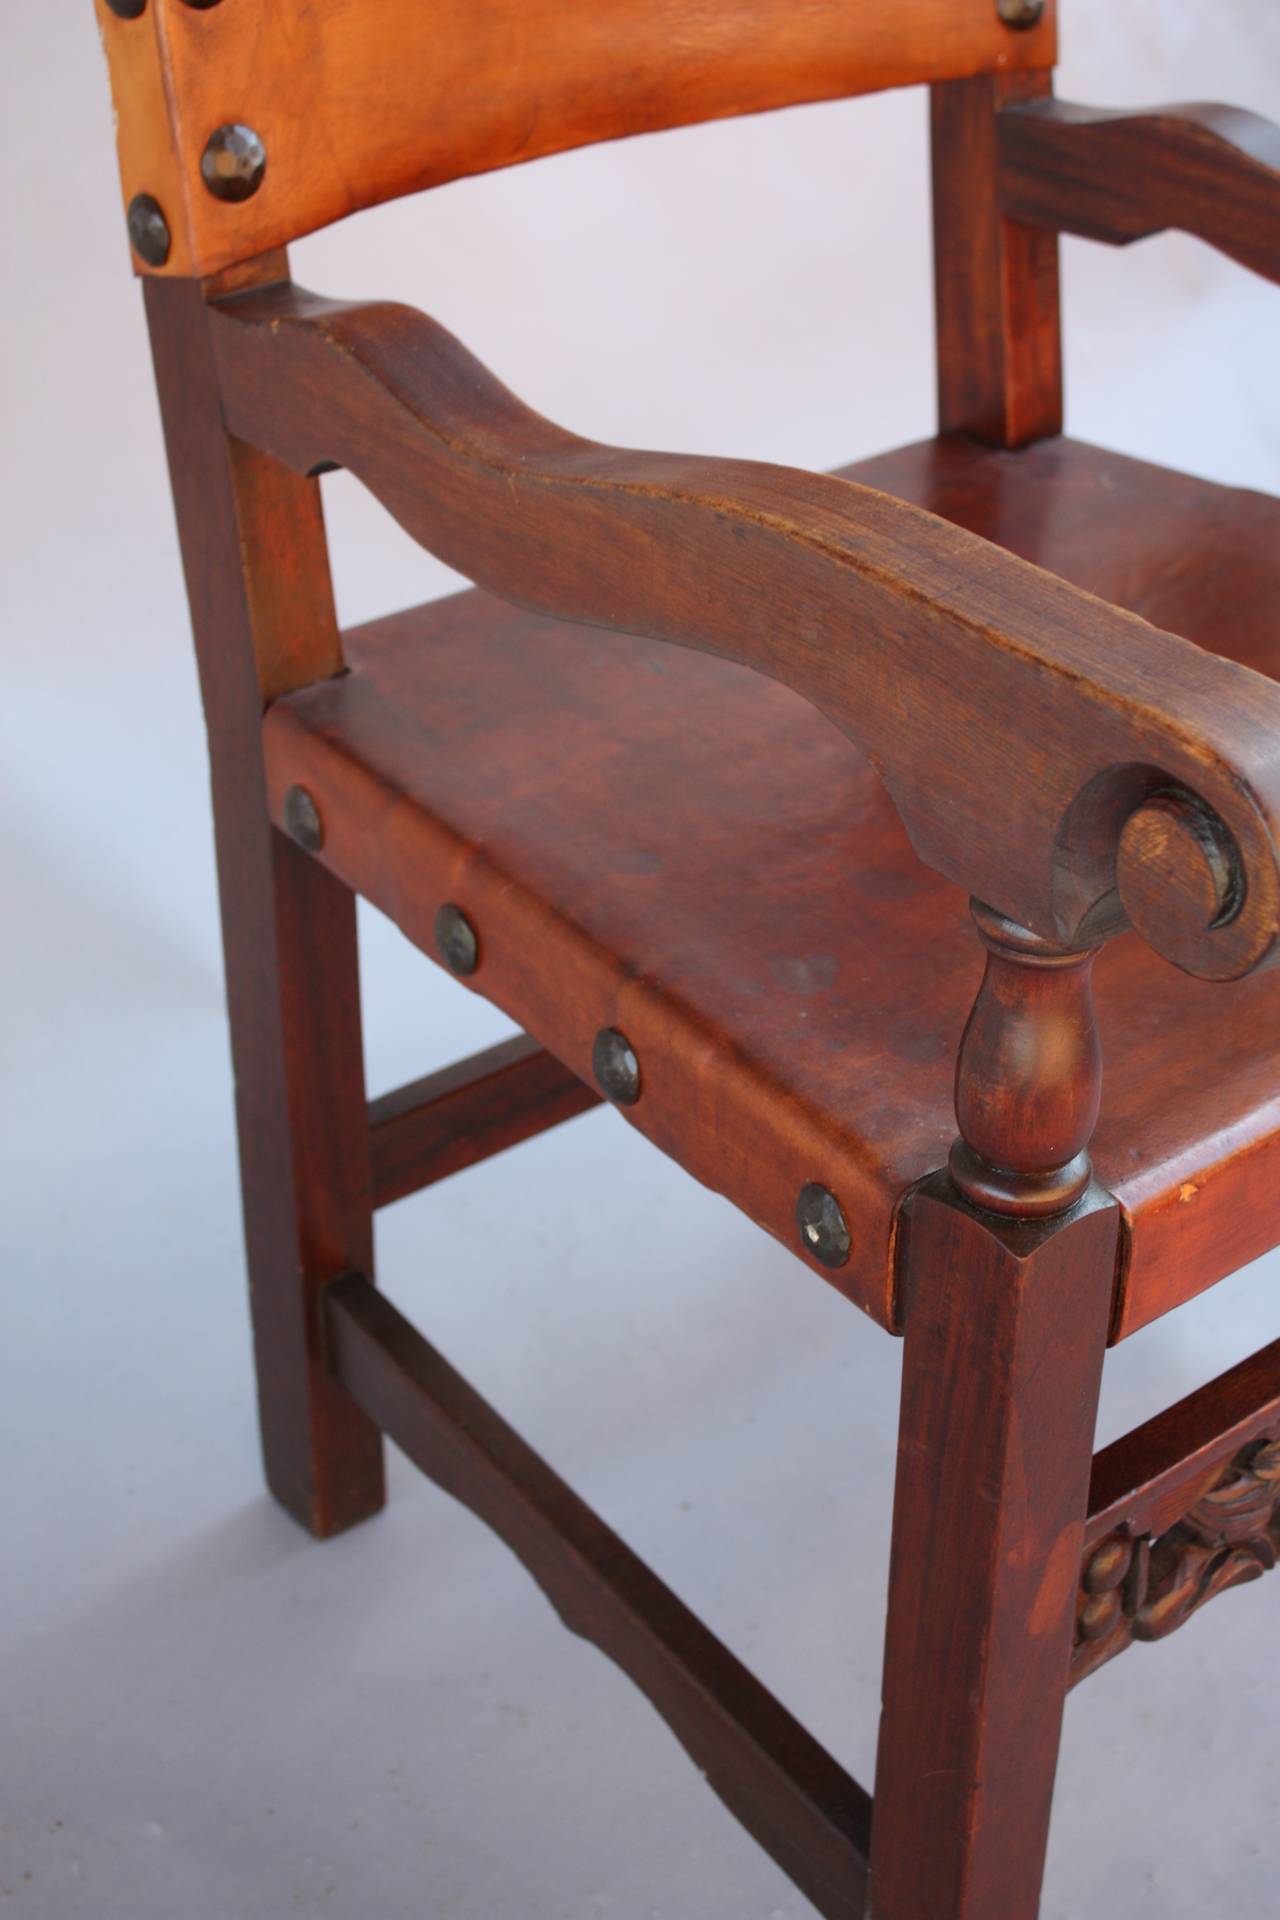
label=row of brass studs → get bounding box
[432,900,644,1110]
[433,915,852,1263]
[110,0,267,268]
[284,783,852,1269]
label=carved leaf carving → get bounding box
[1072,1433,1280,1683]
[1136,1435,1280,1643]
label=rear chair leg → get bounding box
[868,903,1119,1917]
[144,266,384,1537]
[233,829,386,1536]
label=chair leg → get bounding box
[867,1176,1118,1919]
[226,827,386,1538]
[143,270,385,1539]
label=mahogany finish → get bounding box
[369,1037,599,1212]
[325,1273,873,1919]
[96,0,1057,280]
[1000,99,1280,285]
[95,4,1280,1916]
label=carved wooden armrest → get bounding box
[998,98,1280,284]
[202,279,1280,986]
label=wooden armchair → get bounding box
[95,3,1280,1914]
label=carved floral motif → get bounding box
[1072,1433,1280,1683]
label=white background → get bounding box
[4,3,1279,1915]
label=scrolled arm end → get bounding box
[1051,746,1280,984]
[1116,787,1262,979]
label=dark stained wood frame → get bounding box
[369,1036,599,1212]
[325,1272,874,1919]
[145,262,384,1541]
[115,11,1280,1915]
[999,99,1280,286]
[931,72,1064,448]
[871,1179,1119,1917]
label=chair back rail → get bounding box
[96,0,1057,279]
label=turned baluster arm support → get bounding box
[951,788,1263,1215]
[997,98,1280,285]
[949,904,1103,1218]
[200,278,1280,1015]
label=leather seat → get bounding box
[263,432,1280,1341]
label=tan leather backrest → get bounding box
[96,0,1057,280]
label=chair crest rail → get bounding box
[203,279,1280,983]
[998,99,1280,285]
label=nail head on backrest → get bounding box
[201,124,268,203]
[126,193,171,267]
[997,0,1046,27]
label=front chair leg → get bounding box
[868,1178,1117,1918]
[869,901,1120,1917]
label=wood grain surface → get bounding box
[144,269,385,1535]
[1000,98,1280,284]
[932,73,1063,447]
[871,1179,1118,1918]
